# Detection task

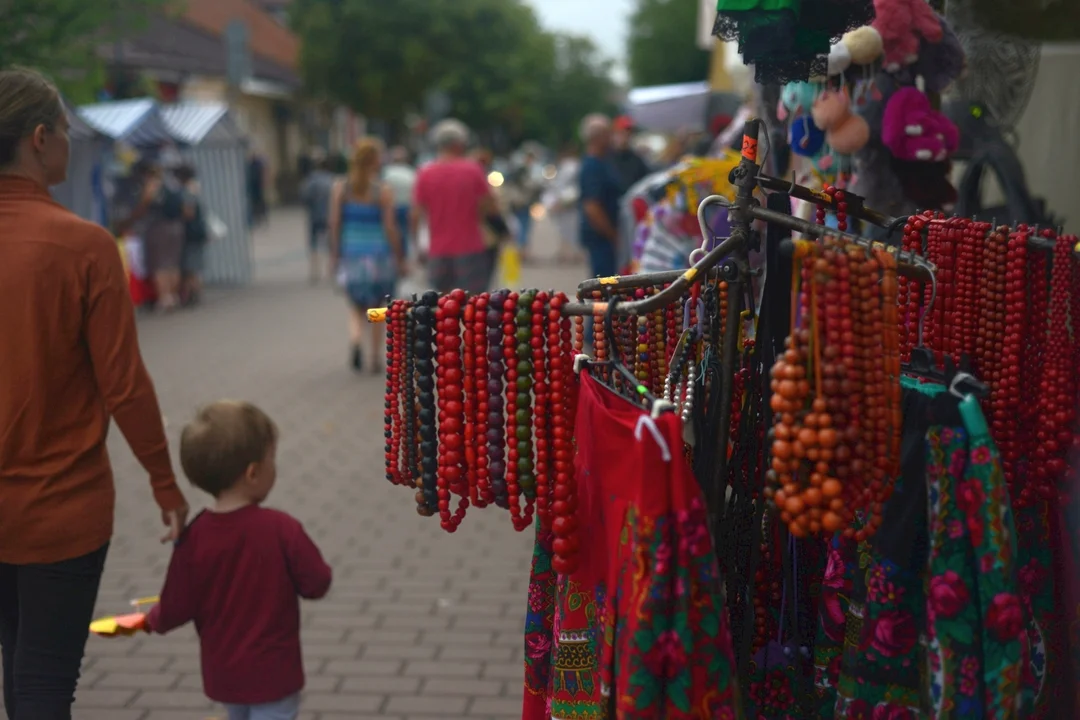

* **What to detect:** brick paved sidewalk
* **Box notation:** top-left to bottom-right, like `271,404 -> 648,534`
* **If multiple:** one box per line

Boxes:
6,211 -> 587,720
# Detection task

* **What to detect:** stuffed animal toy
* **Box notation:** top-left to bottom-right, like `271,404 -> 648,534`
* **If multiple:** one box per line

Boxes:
881,86 -> 959,162
905,14 -> 966,94
842,26 -> 885,66
790,115 -> 827,157
776,81 -> 818,121
871,0 -> 944,72
812,88 -> 871,155
828,41 -> 853,76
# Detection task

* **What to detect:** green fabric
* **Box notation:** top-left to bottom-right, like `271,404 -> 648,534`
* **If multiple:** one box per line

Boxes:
716,0 -> 796,12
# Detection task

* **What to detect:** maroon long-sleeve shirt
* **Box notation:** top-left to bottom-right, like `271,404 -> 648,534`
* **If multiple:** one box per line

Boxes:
146,505 -> 332,704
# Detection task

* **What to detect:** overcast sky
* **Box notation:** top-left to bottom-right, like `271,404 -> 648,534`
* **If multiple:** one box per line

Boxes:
528,0 -> 634,81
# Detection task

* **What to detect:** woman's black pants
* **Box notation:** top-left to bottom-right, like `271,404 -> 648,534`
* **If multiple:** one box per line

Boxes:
0,544 -> 108,720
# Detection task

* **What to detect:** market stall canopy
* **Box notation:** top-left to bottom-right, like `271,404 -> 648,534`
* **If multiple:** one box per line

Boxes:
77,98 -> 172,146
161,102 -> 245,146
627,82 -> 711,134
64,98 -> 100,142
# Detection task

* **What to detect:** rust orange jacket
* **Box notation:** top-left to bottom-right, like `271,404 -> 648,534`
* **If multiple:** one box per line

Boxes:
0,175 -> 186,564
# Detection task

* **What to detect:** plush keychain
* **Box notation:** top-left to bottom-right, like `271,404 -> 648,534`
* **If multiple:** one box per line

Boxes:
778,82 -> 827,157
812,88 -> 871,155
881,86 -> 959,162
872,0 -> 944,72
842,26 -> 884,66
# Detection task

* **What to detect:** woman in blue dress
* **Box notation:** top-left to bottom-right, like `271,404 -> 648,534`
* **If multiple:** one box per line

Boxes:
329,138 -> 405,372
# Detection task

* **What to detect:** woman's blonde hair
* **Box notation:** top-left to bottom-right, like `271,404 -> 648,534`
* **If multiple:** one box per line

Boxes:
349,137 -> 383,198
0,67 -> 63,168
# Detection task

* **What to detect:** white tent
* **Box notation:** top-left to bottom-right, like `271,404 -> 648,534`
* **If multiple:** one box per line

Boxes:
627,82 -> 712,134
161,102 -> 252,286
77,98 -> 172,146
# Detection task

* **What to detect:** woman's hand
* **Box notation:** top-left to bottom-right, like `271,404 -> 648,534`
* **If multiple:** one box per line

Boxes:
161,505 -> 189,544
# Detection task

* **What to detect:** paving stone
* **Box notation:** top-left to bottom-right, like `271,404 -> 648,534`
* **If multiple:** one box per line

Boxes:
481,662 -> 525,681
438,643 -> 516,662
322,659 -> 403,676
404,660 -> 482,678
87,656 -> 171,673
76,210 -> 574,720
421,630 -> 497,646
131,690 -> 214,709
470,696 -> 527,716
360,643 -> 437,660
386,694 -> 469,715
339,675 -> 422,694
299,692 -> 383,713
422,677 -> 505,696
73,711 -> 147,720
95,672 -> 179,689
73,687 -> 139,708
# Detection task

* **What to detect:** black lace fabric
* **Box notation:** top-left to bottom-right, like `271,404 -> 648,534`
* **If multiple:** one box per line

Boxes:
714,0 -> 875,83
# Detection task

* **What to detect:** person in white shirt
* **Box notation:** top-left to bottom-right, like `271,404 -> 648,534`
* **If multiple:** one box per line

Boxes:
382,146 -> 418,259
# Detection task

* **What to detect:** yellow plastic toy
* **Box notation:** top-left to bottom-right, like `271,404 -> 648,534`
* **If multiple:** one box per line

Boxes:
89,596 -> 158,638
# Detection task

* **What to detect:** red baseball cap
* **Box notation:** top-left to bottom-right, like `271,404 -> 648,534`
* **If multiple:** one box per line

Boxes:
613,115 -> 634,131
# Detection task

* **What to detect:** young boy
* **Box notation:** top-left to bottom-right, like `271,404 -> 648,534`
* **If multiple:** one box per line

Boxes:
146,401 -> 332,720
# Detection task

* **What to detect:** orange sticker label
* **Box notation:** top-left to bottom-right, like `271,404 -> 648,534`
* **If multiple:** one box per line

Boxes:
741,136 -> 758,162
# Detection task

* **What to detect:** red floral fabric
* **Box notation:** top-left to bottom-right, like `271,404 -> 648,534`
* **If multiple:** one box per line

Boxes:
522,372 -> 738,719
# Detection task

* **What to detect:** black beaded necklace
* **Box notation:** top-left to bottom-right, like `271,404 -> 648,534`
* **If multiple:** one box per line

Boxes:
414,291 -> 439,516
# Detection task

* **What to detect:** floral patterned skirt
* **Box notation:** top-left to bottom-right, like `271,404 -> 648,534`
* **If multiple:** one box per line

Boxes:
522,372 -> 738,719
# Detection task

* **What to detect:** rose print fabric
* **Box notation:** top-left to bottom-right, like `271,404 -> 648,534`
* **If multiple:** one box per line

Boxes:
924,422 -> 1025,719
522,371 -> 738,719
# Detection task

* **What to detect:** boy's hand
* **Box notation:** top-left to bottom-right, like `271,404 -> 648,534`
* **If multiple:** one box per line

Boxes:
161,506 -> 189,544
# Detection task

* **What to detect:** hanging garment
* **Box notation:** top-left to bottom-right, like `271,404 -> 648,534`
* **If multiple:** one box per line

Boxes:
522,372 -> 738,719
817,381 -> 1031,719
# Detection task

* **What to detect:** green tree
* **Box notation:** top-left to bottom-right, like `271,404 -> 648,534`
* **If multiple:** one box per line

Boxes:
0,0 -> 168,101
291,0 -> 616,147
531,34 -> 618,147
627,0 -> 710,87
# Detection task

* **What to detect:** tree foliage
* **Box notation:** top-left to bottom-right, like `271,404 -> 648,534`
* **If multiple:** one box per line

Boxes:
290,0 -> 617,148
0,0 -> 168,101
627,0 -> 711,88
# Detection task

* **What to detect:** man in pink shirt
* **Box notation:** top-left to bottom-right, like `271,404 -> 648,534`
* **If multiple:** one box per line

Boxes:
411,119 -> 496,293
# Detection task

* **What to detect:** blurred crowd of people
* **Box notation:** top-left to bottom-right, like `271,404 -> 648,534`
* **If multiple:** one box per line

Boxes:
297,114 -> 723,373
113,156 -> 212,312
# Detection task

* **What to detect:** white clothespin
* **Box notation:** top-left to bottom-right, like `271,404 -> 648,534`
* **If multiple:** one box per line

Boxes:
573,353 -> 591,375
650,398 -> 675,420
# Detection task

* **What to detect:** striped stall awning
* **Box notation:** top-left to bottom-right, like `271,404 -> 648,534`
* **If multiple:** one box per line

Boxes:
77,98 -> 172,147
161,103 -> 245,145
63,98 -> 100,142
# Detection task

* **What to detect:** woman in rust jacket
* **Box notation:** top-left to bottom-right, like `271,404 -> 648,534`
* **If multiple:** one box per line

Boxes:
0,68 -> 189,720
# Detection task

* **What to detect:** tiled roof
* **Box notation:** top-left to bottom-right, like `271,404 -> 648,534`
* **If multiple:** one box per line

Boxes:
105,13 -> 299,87
180,0 -> 298,71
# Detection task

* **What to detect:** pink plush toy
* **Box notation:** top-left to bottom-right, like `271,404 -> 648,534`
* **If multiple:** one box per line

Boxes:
871,0 -> 944,72
881,87 -> 959,162
811,89 -> 870,155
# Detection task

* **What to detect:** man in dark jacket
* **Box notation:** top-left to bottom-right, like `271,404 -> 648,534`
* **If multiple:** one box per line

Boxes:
609,115 -> 651,198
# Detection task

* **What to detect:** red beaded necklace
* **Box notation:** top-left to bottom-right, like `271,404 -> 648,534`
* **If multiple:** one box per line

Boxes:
385,299 -> 406,486
473,293 -> 493,507
549,292 -> 580,574
533,291 -> 552,531
436,291 -> 468,532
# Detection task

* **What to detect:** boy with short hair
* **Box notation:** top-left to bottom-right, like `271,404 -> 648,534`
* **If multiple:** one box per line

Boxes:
146,400 -> 332,720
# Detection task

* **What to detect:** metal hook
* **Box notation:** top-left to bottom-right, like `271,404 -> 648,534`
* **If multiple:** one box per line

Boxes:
692,194 -> 731,265
949,371 -> 977,399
